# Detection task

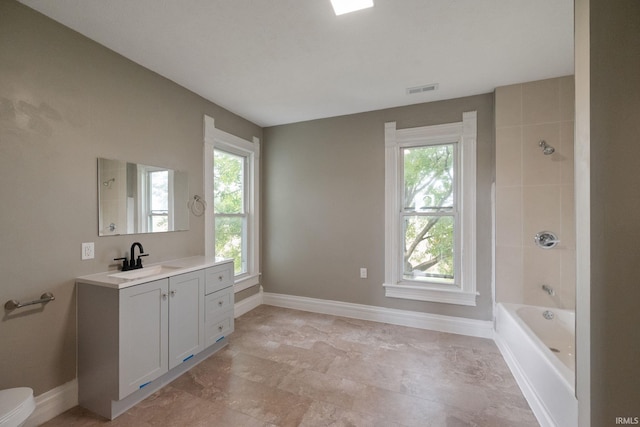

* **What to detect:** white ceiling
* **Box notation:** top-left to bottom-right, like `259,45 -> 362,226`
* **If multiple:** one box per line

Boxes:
19,0 -> 574,127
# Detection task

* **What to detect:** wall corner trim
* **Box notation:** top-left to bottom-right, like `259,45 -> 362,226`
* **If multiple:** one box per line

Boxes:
262,292 -> 493,339
26,379 -> 78,427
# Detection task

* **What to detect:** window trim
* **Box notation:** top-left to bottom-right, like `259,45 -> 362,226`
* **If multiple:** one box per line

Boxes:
137,165 -> 173,233
204,115 -> 260,293
383,111 -> 477,306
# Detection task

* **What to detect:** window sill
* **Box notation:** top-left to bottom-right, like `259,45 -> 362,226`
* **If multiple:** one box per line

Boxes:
234,274 -> 260,293
383,283 -> 478,306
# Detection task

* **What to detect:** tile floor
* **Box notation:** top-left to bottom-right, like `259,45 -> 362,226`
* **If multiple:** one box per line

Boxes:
43,305 -> 539,427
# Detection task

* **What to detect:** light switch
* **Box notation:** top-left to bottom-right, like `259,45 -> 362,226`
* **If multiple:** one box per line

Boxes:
360,268 -> 367,279
82,242 -> 95,260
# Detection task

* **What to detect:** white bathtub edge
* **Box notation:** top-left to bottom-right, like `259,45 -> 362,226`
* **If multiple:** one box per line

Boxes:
495,303 -> 578,427
494,331 -> 556,427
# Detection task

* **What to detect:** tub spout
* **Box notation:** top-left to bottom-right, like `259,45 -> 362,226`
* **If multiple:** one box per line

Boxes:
542,284 -> 555,296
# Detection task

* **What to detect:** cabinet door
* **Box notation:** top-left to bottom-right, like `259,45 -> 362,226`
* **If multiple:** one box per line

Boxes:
168,270 -> 205,370
119,279 -> 169,398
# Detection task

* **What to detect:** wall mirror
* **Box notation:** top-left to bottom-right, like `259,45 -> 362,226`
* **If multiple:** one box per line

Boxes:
98,158 -> 189,236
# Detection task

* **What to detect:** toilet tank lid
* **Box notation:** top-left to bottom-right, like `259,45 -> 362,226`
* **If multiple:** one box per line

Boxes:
0,387 -> 35,423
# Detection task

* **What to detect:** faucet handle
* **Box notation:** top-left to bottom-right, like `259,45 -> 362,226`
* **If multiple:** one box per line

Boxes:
136,253 -> 149,267
534,231 -> 560,249
113,257 -> 128,271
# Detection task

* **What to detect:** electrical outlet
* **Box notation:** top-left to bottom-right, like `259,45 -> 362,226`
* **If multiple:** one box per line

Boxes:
360,268 -> 367,279
82,242 -> 95,260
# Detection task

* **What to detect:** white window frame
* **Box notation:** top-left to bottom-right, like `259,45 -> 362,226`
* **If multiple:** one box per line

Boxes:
137,165 -> 174,233
383,111 -> 477,306
204,115 -> 260,293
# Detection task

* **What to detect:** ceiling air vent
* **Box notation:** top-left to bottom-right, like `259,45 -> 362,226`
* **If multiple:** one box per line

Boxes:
406,83 -> 439,95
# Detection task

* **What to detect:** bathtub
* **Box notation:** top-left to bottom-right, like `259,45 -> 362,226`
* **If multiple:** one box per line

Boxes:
495,303 -> 578,427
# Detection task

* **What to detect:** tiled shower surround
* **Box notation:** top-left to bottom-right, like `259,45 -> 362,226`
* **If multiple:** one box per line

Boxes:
495,76 -> 576,309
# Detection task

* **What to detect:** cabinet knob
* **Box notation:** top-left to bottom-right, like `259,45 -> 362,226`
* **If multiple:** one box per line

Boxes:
218,301 -> 223,306
170,290 -> 176,297
218,275 -> 223,281
162,293 -> 168,300
218,325 -> 223,331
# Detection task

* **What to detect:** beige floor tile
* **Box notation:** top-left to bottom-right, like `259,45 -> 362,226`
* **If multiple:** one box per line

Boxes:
43,305 -> 539,427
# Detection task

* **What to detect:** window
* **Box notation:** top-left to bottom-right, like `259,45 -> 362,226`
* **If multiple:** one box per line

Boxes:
204,116 -> 260,292
402,143 -> 456,284
147,169 -> 170,232
213,149 -> 247,275
138,165 -> 174,233
384,111 -> 477,306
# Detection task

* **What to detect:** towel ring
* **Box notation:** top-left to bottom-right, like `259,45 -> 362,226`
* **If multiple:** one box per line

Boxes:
188,195 -> 206,216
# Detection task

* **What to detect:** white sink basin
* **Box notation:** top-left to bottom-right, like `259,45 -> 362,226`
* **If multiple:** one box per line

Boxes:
108,265 -> 181,280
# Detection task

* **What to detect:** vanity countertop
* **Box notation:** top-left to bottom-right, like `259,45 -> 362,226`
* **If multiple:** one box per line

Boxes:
76,256 -> 232,289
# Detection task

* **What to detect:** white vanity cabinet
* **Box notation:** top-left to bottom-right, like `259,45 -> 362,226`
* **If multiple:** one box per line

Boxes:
204,263 -> 235,346
77,257 -> 233,420
118,278 -> 169,398
167,270 -> 205,370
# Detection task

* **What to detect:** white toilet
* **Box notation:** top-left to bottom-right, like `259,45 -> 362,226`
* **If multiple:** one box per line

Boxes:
0,388 -> 35,427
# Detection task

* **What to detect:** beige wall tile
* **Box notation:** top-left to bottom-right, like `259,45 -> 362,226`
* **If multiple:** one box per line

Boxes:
495,84 -> 522,128
560,121 -> 575,185
496,187 -> 522,247
523,247 -> 562,306
496,126 -> 522,187
523,185 -> 562,249
495,76 -> 575,311
522,123 -> 561,186
495,245 -> 523,304
522,78 -> 560,125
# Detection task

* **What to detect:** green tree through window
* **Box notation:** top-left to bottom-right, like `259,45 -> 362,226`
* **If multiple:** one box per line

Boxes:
402,143 -> 455,284
214,149 -> 247,275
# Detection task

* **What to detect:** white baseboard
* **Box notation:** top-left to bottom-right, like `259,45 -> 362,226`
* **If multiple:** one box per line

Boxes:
25,379 -> 78,427
263,292 -> 493,338
234,286 -> 263,318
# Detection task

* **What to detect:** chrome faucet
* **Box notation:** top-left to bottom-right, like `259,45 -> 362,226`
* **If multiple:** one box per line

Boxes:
542,284 -> 555,296
113,242 -> 149,271
534,231 -> 560,249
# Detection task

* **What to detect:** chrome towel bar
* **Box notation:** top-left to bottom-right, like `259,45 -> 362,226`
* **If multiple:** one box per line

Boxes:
4,292 -> 55,311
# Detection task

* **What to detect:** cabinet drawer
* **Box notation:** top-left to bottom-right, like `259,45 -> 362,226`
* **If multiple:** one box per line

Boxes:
205,311 -> 234,347
205,263 -> 233,294
205,287 -> 233,319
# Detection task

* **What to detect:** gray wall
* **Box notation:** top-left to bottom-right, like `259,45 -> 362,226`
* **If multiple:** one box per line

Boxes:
586,0 -> 640,423
263,94 -> 494,320
0,1 -> 261,395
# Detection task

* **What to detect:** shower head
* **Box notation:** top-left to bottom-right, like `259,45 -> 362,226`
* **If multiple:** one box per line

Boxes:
539,140 -> 555,155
